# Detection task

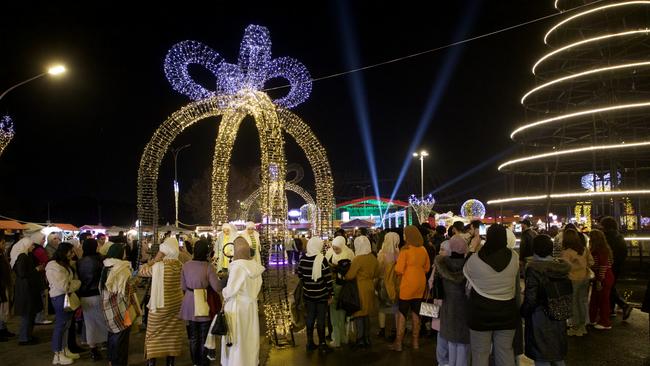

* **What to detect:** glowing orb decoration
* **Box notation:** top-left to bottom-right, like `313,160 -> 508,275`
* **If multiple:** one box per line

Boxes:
164,25 -> 311,109
409,194 -> 435,225
0,115 -> 14,157
460,199 -> 486,219
288,209 -> 301,218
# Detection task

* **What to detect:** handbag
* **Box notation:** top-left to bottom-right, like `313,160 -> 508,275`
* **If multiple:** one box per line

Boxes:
542,275 -> 573,321
63,292 -> 80,312
419,288 -> 440,318
210,310 -> 229,336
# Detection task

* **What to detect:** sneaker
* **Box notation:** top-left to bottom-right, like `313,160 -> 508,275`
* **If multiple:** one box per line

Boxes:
622,305 -> 633,320
593,324 -> 612,330
64,348 -> 80,360
319,343 -> 333,353
566,327 -> 578,336
328,341 -> 341,348
35,319 -> 54,325
52,352 -> 73,365
578,326 -> 588,336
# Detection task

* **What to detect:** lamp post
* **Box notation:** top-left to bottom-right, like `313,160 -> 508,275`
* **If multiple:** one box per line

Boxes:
412,150 -> 429,200
0,65 -> 67,102
171,144 -> 191,228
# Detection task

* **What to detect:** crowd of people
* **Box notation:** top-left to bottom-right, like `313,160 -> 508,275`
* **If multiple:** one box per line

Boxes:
0,215 -> 647,366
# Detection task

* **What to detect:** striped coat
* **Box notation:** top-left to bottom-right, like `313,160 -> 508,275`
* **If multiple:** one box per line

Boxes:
298,255 -> 333,302
143,259 -> 185,359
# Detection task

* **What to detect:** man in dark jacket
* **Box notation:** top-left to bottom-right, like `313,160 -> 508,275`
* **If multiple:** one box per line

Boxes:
600,216 -> 633,320
518,219 -> 537,275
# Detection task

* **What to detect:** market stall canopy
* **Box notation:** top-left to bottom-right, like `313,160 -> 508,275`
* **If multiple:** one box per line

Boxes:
0,220 -> 25,230
79,225 -> 107,232
157,224 -> 193,233
51,223 -> 79,232
340,218 -> 376,229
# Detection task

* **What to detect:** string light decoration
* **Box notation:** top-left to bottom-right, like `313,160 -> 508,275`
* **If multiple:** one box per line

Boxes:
138,24 -> 334,347
489,1 -> 650,218
0,115 -> 14,156
409,194 -> 435,225
460,199 -> 486,219
241,181 -> 316,221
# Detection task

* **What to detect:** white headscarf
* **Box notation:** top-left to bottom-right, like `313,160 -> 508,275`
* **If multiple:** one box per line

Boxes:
30,232 -> 45,246
245,222 -> 256,230
148,236 -> 179,313
378,232 -> 400,264
354,235 -> 372,256
221,223 -> 238,240
327,236 -> 355,265
506,229 -> 517,249
10,238 -> 33,268
306,237 -> 325,281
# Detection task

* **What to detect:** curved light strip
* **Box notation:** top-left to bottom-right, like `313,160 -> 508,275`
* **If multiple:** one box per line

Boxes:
521,61 -> 650,105
510,101 -> 650,140
624,237 -> 650,240
533,29 -> 650,74
554,0 -> 560,10
544,1 -> 650,44
487,189 -> 650,205
498,141 -> 650,171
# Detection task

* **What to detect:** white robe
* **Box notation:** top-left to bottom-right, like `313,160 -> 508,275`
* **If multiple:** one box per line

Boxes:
240,231 -> 263,266
213,232 -> 234,272
220,259 -> 265,366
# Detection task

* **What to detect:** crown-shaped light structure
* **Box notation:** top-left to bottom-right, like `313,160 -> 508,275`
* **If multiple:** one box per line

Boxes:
409,194 -> 435,225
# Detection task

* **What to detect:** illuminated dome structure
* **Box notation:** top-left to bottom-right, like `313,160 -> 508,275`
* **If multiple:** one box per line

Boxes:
489,0 -> 650,226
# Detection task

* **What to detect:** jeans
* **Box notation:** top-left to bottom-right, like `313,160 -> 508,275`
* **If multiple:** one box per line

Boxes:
437,333 -> 449,365
187,321 -> 211,366
35,289 -> 48,323
305,300 -> 327,344
469,329 -> 516,366
571,279 -> 590,329
51,294 -> 73,352
535,362 -> 566,366
108,327 -> 131,366
19,314 -> 35,342
448,341 -> 470,366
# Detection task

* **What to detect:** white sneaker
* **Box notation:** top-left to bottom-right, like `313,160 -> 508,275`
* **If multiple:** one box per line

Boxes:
53,352 -> 74,365
64,348 -> 80,360
593,324 -> 612,330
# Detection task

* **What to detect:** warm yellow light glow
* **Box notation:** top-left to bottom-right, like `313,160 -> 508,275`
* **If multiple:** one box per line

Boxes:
47,65 -> 66,76
543,1 -> 650,44
624,237 -> 650,241
487,189 -> 650,204
487,195 -> 548,205
412,153 -> 418,157
498,141 -> 650,171
533,29 -> 650,74
510,101 -> 650,140
521,61 -> 650,105
421,151 -> 429,157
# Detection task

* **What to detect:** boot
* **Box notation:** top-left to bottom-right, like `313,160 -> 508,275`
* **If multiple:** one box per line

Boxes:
306,328 -> 317,351
52,351 -> 74,365
353,318 -> 365,349
411,313 -> 421,350
146,359 -> 156,366
166,356 -> 175,366
90,347 -> 103,361
388,313 -> 405,351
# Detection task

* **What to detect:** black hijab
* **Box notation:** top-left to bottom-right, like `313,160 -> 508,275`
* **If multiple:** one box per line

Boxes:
193,239 -> 210,262
478,224 -> 512,272
82,239 -> 99,257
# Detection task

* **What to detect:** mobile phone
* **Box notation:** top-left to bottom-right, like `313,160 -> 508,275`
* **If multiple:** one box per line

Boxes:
479,224 -> 486,236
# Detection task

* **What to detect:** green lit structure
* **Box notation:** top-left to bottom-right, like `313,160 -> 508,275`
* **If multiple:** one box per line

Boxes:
335,196 -> 412,227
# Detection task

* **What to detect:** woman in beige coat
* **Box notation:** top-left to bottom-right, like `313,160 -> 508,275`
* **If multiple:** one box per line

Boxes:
345,235 -> 379,348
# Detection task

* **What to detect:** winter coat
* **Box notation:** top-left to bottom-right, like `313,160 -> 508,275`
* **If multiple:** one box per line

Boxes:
77,254 -> 103,297
435,255 -> 469,344
345,253 -> 379,317
46,261 -> 81,298
521,259 -> 571,362
13,253 -> 43,316
604,230 -> 627,275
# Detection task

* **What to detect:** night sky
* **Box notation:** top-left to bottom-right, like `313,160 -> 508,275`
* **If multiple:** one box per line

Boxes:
0,1 -> 554,226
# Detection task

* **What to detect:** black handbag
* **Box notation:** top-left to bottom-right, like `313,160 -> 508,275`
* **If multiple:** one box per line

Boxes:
337,280 -> 361,316
210,310 -> 228,336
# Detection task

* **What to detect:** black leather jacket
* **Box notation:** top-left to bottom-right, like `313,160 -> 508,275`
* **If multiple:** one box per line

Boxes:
76,255 -> 103,297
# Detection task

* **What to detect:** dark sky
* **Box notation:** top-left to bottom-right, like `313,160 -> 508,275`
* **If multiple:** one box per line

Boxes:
0,1 -> 555,225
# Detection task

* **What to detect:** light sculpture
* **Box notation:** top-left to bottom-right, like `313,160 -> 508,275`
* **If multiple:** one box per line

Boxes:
409,194 -> 435,225
460,199 -> 486,219
0,115 -> 14,156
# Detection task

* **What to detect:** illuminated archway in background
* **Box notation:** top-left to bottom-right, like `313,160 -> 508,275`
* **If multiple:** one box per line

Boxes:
241,182 -> 318,228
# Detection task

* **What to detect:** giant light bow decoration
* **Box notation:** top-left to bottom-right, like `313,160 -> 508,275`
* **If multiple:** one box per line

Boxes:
138,24 -> 334,235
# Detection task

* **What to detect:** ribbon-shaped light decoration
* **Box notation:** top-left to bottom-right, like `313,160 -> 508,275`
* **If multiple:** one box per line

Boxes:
164,24 -> 312,109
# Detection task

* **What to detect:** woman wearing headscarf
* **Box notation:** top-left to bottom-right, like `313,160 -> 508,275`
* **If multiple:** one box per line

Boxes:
213,223 -> 238,274
298,237 -> 334,352
46,242 -> 81,365
345,235 -> 379,349
100,244 -> 141,366
220,237 -> 265,366
28,232 -> 52,326
240,222 -> 262,266
463,224 -> 519,366
77,239 -> 108,360
390,226 -> 429,351
435,236 -> 470,366
180,239 -> 222,366
11,237 -> 44,345
325,236 -> 354,348
139,237 -> 185,366
376,232 -> 399,339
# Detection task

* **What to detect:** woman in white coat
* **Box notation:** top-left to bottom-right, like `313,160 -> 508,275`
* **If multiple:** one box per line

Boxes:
240,222 -> 262,266
221,237 -> 265,366
213,223 -> 239,273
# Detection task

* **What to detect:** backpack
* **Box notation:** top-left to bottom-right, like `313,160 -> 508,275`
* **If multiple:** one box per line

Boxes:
542,275 -> 573,321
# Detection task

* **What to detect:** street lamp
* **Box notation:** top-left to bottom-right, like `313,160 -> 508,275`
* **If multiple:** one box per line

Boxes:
171,144 -> 191,227
0,64 -> 67,102
412,150 -> 429,200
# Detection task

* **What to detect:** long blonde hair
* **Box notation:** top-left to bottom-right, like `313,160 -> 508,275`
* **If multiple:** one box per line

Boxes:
589,229 -> 613,260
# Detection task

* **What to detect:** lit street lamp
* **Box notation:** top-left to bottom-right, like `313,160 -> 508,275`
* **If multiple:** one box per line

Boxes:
0,64 -> 67,102
412,150 -> 429,200
172,144 -> 191,228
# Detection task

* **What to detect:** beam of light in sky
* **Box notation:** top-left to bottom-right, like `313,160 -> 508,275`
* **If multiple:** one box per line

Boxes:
387,0 -> 482,205
335,0 -> 382,207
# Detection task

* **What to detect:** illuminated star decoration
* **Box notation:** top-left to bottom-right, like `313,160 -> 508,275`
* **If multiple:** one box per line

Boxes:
460,199 -> 486,219
164,24 -> 312,109
409,194 -> 435,225
0,115 -> 15,156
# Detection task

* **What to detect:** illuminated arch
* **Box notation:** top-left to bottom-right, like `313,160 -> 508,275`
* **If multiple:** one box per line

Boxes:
240,181 -> 317,221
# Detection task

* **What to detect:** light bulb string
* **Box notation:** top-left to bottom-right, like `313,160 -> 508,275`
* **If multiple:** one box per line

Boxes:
262,0 -> 605,93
